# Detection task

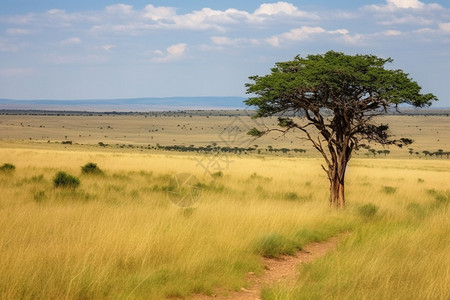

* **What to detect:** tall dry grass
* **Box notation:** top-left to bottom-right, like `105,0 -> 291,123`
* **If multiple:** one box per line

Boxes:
0,146 -> 449,299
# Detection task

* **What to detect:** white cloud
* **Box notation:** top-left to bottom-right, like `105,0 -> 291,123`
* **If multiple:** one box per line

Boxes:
254,2 -> 298,16
211,36 -> 258,47
105,4 -> 134,16
102,45 -> 116,51
266,26 -> 326,46
6,28 -> 32,35
60,37 -> 82,45
366,0 -> 443,12
143,5 -> 176,21
89,2 -> 319,35
388,0 -> 424,9
382,29 -> 403,36
152,43 -> 187,63
379,15 -> 433,26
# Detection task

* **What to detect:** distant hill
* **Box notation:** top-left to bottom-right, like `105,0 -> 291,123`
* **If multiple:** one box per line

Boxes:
0,97 -> 247,112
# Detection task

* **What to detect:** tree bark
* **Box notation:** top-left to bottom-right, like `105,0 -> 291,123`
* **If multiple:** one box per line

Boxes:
329,177 -> 345,208
328,151 -> 348,209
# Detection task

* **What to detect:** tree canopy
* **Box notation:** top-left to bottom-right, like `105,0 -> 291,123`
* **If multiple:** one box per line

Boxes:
245,51 -> 437,208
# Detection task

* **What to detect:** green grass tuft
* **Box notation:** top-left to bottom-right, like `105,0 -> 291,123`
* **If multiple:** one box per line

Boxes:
53,171 -> 80,188
81,162 -> 104,175
358,203 -> 378,218
254,233 -> 298,258
0,163 -> 16,172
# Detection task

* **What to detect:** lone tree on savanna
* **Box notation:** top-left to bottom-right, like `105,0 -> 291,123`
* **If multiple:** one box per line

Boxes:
245,51 -> 437,208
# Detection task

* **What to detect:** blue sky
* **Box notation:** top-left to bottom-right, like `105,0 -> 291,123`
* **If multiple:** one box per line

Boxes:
1,0 -> 449,107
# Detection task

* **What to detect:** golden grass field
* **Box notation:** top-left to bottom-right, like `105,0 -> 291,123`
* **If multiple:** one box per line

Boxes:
0,112 -> 449,299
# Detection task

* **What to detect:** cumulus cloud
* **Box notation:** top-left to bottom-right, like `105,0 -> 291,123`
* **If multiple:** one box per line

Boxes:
366,0 -> 443,12
255,2 -> 298,16
105,4 -> 134,16
60,37 -> 82,45
143,4 -> 177,21
152,43 -> 187,63
266,26 -> 327,47
89,2 -> 319,34
211,36 -> 259,47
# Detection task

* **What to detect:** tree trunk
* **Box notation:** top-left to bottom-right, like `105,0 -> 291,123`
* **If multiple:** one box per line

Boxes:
328,152 -> 348,209
329,177 -> 345,208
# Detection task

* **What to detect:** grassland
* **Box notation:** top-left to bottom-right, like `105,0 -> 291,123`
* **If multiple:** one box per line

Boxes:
1,110 -> 449,157
0,111 -> 449,299
0,142 -> 449,299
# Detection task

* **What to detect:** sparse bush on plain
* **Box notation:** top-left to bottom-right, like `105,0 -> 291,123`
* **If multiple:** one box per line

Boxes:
53,171 -> 80,188
0,163 -> 16,172
81,162 -> 103,175
358,203 -> 378,218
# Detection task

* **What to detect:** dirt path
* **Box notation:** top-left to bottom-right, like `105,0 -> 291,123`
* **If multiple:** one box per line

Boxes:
193,234 -> 347,300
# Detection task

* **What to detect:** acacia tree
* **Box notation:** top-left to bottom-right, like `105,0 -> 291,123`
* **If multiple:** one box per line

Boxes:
245,51 -> 437,208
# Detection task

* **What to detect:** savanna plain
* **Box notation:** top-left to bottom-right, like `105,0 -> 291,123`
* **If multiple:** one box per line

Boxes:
0,111 -> 450,299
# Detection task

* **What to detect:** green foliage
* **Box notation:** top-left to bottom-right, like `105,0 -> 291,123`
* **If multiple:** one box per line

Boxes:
81,162 -> 103,175
246,51 -> 437,117
358,203 -> 378,218
0,163 -> 16,172
53,171 -> 80,188
247,127 -> 263,137
245,51 -> 437,208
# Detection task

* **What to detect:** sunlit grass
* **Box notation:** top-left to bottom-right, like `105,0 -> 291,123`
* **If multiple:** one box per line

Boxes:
0,146 -> 449,299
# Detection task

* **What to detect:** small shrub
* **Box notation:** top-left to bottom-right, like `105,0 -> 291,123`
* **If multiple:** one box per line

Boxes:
53,171 -> 80,188
81,162 -> 103,175
417,178 -> 425,183
382,186 -> 397,194
254,233 -> 298,258
0,163 -> 16,172
358,203 -> 378,218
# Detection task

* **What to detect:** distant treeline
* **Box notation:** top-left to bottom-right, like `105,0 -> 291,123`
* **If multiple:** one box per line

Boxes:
96,141 -> 306,155
155,144 -> 306,154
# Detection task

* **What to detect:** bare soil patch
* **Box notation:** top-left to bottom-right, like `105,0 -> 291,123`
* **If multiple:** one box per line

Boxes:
193,234 -> 347,300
